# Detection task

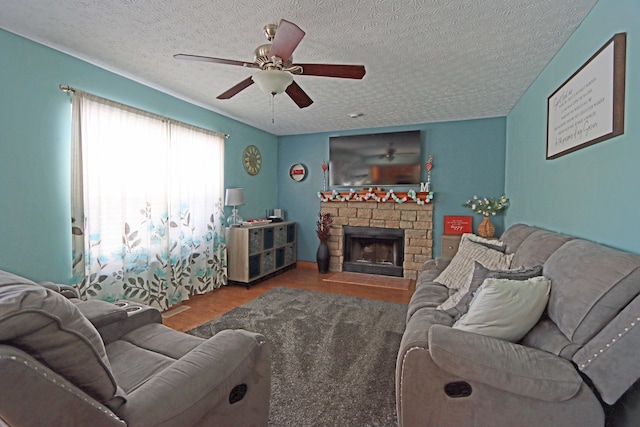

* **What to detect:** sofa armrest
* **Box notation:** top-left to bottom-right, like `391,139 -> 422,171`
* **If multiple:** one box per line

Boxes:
574,293 -> 640,404
434,256 -> 452,271
72,300 -> 162,344
116,329 -> 270,427
0,345 -> 125,427
75,300 -> 128,328
98,302 -> 162,344
428,324 -> 583,402
419,257 -> 452,274
38,281 -> 80,299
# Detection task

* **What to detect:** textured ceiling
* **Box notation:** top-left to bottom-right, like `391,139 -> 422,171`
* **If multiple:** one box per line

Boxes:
0,0 -> 597,136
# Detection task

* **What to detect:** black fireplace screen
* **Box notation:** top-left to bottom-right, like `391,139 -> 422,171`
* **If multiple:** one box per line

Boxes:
351,240 -> 395,265
343,226 -> 404,277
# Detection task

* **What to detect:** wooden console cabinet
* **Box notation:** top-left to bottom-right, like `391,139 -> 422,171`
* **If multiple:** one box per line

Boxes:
227,221 -> 296,285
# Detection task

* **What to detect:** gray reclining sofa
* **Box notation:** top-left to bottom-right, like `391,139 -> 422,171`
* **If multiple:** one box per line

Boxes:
397,224 -> 640,427
0,269 -> 271,426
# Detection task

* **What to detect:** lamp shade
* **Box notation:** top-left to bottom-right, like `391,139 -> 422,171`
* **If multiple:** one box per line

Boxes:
225,188 -> 245,206
252,70 -> 293,95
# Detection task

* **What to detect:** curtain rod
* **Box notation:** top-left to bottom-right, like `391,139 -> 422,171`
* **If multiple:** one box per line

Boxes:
59,83 -> 75,94
58,83 -> 230,139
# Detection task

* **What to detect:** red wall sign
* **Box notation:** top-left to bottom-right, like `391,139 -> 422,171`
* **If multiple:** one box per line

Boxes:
444,216 -> 473,234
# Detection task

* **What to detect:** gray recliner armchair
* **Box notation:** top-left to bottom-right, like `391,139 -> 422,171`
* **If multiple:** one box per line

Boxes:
0,269 -> 271,426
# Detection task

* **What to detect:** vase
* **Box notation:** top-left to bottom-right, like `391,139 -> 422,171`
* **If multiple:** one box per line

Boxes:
316,240 -> 330,274
477,216 -> 496,238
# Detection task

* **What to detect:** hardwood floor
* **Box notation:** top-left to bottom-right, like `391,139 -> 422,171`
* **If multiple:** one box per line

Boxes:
162,263 -> 415,332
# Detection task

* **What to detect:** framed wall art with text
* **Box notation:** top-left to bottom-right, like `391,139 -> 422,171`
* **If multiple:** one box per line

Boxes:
547,33 -> 626,160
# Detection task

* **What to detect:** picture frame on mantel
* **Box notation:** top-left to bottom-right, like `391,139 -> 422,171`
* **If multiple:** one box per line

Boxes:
546,33 -> 626,160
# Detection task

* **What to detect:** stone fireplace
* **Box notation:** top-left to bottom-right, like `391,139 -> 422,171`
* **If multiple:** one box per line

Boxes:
320,193 -> 433,280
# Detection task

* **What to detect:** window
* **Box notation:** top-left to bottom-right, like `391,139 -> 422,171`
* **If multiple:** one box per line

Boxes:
70,91 -> 227,309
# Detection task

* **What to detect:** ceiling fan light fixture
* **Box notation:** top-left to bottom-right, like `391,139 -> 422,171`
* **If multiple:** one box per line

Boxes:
252,70 -> 293,95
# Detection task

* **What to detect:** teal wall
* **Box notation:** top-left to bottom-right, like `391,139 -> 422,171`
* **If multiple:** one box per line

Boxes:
505,0 -> 640,254
278,117 -> 507,262
0,29 -> 278,282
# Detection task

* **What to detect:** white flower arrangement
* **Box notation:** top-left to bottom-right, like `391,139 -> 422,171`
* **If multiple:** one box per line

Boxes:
463,194 -> 509,216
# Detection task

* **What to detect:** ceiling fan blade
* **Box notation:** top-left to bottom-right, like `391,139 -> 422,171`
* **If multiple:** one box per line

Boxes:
174,53 -> 258,68
217,77 -> 254,100
269,20 -> 305,62
285,81 -> 313,108
295,63 -> 366,79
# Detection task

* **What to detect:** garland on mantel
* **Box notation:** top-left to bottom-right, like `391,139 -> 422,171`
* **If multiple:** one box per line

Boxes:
318,188 -> 434,205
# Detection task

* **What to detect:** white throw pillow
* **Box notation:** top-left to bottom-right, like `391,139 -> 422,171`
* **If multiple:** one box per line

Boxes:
435,238 -> 513,293
453,276 -> 551,342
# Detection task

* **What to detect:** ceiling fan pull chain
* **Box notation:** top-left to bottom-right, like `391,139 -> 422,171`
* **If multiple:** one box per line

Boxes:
271,94 -> 275,123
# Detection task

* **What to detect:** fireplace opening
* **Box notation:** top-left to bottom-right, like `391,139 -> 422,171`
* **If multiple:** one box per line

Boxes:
343,226 -> 404,277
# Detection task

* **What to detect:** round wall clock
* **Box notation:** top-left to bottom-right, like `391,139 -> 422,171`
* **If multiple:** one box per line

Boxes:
242,145 -> 261,175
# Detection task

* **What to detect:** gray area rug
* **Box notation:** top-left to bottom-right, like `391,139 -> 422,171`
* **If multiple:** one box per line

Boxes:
187,287 -> 407,426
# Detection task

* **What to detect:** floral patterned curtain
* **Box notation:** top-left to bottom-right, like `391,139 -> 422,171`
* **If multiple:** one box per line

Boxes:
70,91 -> 227,310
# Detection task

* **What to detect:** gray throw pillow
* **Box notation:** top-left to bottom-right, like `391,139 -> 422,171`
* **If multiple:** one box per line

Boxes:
444,261 -> 544,320
462,233 -> 507,253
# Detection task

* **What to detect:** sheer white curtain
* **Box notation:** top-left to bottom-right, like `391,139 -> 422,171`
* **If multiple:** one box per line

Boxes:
70,91 -> 227,309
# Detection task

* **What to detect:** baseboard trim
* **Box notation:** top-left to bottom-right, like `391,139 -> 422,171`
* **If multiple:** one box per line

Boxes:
162,305 -> 191,318
297,261 -> 316,269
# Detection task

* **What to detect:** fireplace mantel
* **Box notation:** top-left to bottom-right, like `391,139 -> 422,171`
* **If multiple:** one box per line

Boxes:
319,189 -> 433,204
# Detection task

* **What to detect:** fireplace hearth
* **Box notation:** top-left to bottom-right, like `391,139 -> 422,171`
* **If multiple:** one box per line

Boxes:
343,226 -> 404,277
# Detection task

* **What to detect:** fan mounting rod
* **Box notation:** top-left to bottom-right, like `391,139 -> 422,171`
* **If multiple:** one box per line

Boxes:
254,29 -> 302,74
263,23 -> 278,41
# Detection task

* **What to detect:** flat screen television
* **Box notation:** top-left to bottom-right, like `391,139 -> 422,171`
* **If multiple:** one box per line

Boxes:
329,130 -> 422,187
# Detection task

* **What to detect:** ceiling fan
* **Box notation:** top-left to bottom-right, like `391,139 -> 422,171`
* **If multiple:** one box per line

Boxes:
173,19 -> 366,109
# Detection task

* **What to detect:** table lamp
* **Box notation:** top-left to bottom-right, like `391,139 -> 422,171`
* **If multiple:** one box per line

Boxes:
225,188 -> 245,226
